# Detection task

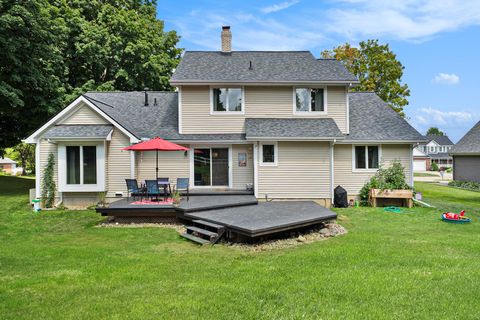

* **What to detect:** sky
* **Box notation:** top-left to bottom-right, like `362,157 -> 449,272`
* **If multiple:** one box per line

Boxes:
156,0 -> 480,142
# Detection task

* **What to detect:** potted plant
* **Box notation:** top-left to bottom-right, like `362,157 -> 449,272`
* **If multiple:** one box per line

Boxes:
172,189 -> 181,207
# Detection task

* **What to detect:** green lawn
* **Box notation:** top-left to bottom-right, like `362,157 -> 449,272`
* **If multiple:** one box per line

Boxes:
1,177 -> 480,319
414,172 -> 439,177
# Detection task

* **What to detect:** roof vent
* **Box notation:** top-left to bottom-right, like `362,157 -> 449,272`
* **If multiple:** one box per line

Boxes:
249,60 -> 253,70
144,87 -> 149,106
154,98 -> 158,106
221,26 -> 232,53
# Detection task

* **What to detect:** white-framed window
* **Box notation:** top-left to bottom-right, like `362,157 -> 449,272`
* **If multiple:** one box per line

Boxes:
259,142 -> 278,166
58,143 -> 105,192
293,87 -> 327,114
353,145 -> 381,171
210,87 -> 244,114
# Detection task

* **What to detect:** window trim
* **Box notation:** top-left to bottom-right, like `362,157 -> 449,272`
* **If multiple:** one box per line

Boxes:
352,145 -> 382,172
58,142 -> 105,192
210,86 -> 245,115
292,86 -> 328,115
259,142 -> 278,166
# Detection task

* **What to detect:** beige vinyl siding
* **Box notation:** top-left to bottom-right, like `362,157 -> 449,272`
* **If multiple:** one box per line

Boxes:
39,139 -> 58,193
334,144 -> 412,196
106,129 -> 131,197
232,144 -> 254,190
181,86 -> 348,134
135,146 -> 190,188
60,103 -> 108,125
327,86 -> 347,133
257,141 -> 331,198
245,86 -> 293,117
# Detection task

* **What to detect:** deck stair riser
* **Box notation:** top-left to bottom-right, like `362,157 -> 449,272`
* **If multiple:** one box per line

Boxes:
180,219 -> 226,245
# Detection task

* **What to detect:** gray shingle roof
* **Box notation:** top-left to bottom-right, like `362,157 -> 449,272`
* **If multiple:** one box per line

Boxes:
346,92 -> 426,142
171,51 -> 358,83
450,121 -> 480,154
429,152 -> 452,159
81,91 -> 424,143
84,92 -> 245,141
245,118 -> 344,139
43,125 -> 113,139
425,134 -> 454,145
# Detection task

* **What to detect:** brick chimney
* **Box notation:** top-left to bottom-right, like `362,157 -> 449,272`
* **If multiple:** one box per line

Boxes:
221,26 -> 232,53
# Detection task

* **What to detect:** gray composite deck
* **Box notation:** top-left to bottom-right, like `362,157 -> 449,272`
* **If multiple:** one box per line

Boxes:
96,195 -> 257,216
184,201 -> 337,237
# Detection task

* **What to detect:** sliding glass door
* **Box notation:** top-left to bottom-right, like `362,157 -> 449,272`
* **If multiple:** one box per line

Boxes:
193,147 -> 229,187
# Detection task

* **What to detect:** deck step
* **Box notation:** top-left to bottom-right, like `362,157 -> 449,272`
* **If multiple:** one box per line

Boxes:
193,219 -> 225,230
187,226 -> 218,238
180,233 -> 211,245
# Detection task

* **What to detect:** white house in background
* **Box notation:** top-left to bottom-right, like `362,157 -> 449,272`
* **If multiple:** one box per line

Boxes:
0,157 -> 17,175
413,134 -> 454,171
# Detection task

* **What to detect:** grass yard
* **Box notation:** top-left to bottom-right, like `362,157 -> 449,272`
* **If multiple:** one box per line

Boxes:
414,172 -> 439,177
1,177 -> 480,319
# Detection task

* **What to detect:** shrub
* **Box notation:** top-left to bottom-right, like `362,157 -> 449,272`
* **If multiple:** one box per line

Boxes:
41,153 -> 56,208
430,162 -> 439,171
359,160 -> 411,205
448,180 -> 480,191
446,167 -> 452,173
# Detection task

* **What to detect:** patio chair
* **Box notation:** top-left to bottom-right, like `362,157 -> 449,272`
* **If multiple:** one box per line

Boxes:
125,179 -> 142,201
145,180 -> 163,201
157,177 -> 171,197
176,178 -> 190,201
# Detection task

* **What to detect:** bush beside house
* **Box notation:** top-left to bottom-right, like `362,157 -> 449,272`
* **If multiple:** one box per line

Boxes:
359,160 -> 411,205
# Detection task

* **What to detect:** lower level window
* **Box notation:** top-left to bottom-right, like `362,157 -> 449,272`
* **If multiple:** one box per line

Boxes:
355,146 -> 379,169
66,146 -> 97,184
260,143 -> 277,165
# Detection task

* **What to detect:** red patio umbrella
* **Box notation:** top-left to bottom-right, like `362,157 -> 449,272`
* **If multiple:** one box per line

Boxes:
123,137 -> 189,180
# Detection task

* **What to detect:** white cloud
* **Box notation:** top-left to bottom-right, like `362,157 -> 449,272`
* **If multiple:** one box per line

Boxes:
433,73 -> 460,85
417,107 -> 472,125
261,1 -> 300,14
325,0 -> 480,41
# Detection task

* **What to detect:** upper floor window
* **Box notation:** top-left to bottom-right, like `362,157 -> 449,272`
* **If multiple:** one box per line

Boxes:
354,145 -> 380,170
295,88 -> 326,113
212,88 -> 243,113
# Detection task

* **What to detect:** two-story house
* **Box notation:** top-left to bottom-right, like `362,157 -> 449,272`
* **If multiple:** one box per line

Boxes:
413,134 -> 454,171
25,26 -> 425,208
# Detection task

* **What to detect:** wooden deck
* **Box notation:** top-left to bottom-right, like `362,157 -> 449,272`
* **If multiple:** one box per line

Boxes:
184,201 -> 337,237
96,196 -> 337,240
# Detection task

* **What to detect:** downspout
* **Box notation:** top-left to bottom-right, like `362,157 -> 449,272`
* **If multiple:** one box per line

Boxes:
55,193 -> 63,208
330,139 -> 336,207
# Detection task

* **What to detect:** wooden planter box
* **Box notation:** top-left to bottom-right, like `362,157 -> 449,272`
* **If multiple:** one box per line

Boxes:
369,189 -> 413,208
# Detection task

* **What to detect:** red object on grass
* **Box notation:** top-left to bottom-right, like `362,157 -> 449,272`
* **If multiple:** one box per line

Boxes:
444,210 -> 466,220
123,137 -> 189,180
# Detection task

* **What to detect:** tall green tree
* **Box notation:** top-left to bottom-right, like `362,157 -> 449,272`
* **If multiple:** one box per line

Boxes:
322,40 -> 410,116
53,0 -> 182,103
426,127 -> 444,136
0,0 -> 65,148
0,0 -> 182,148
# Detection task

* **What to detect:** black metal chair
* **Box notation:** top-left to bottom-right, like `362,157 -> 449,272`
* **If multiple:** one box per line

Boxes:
125,179 -> 142,201
145,180 -> 162,201
157,177 -> 171,198
176,178 -> 190,201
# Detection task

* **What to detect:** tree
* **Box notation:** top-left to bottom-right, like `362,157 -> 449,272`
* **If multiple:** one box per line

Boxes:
322,40 -> 410,116
0,0 -> 182,148
426,127 -> 444,136
5,143 -> 35,175
0,0 -> 65,148
53,0 -> 182,103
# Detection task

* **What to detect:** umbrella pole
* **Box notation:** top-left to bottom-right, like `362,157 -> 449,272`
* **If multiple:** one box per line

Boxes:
156,150 -> 159,181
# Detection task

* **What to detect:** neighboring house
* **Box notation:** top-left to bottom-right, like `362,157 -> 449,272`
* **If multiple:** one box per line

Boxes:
413,134 -> 454,171
25,26 -> 425,208
0,157 -> 17,175
450,121 -> 480,183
